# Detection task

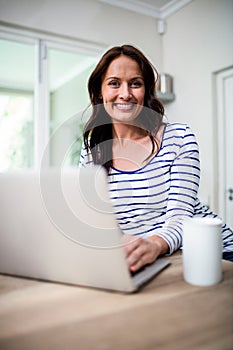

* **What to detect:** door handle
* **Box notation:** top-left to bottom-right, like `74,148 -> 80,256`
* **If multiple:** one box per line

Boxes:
228,188 -> 233,201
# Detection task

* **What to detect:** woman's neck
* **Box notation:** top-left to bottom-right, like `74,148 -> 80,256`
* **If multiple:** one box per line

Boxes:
111,123 -> 165,171
112,122 -> 147,143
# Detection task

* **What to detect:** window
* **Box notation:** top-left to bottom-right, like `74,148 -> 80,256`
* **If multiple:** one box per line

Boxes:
0,27 -> 104,171
0,38 -> 35,171
0,91 -> 34,171
48,46 -> 97,167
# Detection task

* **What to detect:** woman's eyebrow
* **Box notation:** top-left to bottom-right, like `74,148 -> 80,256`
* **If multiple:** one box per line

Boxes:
131,76 -> 144,80
105,76 -> 119,81
105,76 -> 143,81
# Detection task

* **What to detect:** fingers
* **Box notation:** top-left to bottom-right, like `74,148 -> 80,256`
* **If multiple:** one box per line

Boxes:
122,235 -> 142,257
122,236 -> 158,272
128,250 -> 149,272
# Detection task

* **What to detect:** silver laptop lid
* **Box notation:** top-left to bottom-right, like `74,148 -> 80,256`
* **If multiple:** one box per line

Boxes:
0,167 -> 137,292
0,166 -> 170,292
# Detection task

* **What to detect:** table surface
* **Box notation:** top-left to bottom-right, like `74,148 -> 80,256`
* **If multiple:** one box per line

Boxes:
0,251 -> 232,350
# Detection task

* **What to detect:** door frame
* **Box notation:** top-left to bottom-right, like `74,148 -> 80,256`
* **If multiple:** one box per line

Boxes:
214,66 -> 233,220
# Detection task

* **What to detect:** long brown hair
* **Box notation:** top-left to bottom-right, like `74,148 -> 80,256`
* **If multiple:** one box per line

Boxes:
83,44 -> 165,172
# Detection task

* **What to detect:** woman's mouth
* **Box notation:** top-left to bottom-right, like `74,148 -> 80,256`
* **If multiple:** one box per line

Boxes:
113,103 -> 135,111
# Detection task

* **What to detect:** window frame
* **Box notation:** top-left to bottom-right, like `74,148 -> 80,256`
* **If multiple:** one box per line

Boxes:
0,24 -> 106,169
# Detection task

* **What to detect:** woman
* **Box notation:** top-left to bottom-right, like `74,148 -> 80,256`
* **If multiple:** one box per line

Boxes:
80,44 -> 233,271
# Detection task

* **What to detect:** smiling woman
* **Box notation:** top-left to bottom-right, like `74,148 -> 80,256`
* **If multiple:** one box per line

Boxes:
83,44 -> 164,172
80,44 -> 233,272
101,55 -> 145,123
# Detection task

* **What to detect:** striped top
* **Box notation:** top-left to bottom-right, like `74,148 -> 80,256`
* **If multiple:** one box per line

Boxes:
80,122 -> 233,255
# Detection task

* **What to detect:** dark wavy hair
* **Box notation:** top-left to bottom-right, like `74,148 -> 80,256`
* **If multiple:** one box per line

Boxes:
83,44 -> 165,172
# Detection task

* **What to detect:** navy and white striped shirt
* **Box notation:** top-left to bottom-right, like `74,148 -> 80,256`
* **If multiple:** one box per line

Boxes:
80,122 -> 233,255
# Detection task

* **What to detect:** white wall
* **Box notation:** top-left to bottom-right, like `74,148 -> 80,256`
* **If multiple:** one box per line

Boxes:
163,0 -> 233,209
0,0 -> 162,69
1,0 -> 232,209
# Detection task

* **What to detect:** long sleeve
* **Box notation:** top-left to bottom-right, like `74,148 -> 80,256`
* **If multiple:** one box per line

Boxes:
153,124 -> 200,254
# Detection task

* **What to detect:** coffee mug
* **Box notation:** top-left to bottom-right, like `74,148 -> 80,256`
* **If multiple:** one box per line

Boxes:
182,217 -> 223,286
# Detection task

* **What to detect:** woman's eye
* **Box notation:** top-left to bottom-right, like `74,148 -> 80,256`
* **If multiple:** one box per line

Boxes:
131,81 -> 143,87
108,80 -> 120,87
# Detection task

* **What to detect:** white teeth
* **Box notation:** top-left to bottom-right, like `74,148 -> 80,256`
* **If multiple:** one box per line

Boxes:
114,103 -> 134,110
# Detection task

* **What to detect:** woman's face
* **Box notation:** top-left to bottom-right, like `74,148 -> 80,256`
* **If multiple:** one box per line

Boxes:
101,55 -> 145,124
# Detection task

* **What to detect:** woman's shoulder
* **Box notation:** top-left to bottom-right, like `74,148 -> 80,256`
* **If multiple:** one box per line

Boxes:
165,122 -> 191,132
161,122 -> 198,150
164,122 -> 196,138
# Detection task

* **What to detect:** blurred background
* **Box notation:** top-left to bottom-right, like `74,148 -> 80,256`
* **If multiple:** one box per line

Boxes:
0,0 -> 232,226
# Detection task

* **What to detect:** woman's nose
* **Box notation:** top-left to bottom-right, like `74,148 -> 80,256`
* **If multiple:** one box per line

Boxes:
119,83 -> 132,100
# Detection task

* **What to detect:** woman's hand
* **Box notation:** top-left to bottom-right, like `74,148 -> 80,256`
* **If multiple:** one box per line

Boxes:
122,235 -> 169,272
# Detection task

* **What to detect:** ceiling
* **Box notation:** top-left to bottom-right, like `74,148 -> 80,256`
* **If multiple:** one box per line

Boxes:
0,0 -> 193,93
98,0 -> 193,19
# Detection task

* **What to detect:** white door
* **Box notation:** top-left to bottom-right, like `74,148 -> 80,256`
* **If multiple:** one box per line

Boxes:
216,67 -> 233,228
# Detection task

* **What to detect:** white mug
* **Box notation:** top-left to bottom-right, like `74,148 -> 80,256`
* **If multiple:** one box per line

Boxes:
182,217 -> 223,286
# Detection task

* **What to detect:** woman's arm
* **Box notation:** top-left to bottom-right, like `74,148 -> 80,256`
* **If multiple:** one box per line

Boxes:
124,125 -> 200,271
155,125 -> 200,254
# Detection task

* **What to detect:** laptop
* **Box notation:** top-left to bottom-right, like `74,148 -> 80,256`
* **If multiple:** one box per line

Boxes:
0,166 -> 170,293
